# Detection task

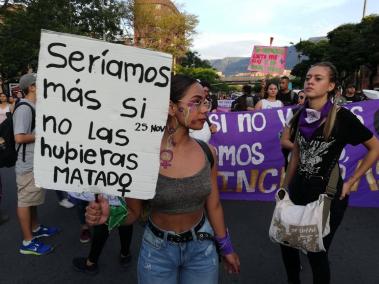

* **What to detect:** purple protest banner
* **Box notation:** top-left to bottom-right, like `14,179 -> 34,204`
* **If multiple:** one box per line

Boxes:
209,100 -> 379,207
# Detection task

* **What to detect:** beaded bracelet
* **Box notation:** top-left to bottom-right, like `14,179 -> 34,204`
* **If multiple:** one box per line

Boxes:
215,229 -> 234,255
106,197 -> 128,231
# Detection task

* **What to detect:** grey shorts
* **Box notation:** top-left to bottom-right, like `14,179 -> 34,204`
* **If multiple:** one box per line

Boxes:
17,171 -> 45,207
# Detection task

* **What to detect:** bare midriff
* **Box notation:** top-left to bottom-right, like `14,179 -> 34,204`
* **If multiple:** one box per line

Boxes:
150,208 -> 204,234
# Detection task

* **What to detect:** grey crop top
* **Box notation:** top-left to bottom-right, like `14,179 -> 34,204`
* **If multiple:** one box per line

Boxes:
150,158 -> 212,214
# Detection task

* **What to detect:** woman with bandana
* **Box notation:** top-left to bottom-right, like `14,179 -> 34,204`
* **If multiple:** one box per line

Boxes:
85,74 -> 240,283
280,62 -> 379,284
280,90 -> 306,169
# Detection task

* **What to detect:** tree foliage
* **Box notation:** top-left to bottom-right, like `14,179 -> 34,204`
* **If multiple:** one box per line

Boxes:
359,15 -> 379,85
176,65 -> 219,84
175,65 -> 236,93
290,40 -> 329,81
179,51 -> 212,69
291,14 -> 379,88
0,0 -> 198,79
133,2 -> 197,59
0,0 -> 129,79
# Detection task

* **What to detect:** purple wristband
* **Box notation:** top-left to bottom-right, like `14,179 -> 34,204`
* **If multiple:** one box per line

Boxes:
215,230 -> 234,255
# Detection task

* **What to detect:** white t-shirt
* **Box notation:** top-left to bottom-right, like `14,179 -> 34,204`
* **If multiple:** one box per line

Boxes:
189,124 -> 211,143
261,99 -> 283,109
0,104 -> 10,124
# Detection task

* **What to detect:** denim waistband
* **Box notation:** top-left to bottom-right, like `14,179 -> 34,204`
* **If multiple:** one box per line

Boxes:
147,215 -> 213,243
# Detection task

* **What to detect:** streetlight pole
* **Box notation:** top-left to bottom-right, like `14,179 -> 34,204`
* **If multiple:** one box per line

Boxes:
362,0 -> 367,19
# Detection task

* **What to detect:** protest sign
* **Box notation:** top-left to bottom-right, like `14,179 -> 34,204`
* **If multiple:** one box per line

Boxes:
209,100 -> 379,207
34,30 -> 172,199
248,45 -> 287,74
9,83 -> 21,98
217,99 -> 233,112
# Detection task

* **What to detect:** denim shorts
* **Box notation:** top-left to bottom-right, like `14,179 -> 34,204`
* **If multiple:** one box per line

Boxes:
137,216 -> 219,284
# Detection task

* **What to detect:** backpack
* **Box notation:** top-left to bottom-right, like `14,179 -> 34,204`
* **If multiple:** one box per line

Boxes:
231,95 -> 248,112
0,101 -> 36,167
0,111 -> 17,167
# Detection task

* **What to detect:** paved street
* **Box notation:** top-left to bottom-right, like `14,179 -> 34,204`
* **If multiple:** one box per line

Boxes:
0,166 -> 379,284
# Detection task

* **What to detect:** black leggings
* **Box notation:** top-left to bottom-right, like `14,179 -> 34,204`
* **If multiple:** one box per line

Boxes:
88,224 -> 133,264
280,175 -> 348,284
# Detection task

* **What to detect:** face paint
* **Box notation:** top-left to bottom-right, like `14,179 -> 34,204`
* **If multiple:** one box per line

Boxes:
183,107 -> 191,127
160,149 -> 173,169
160,117 -> 179,168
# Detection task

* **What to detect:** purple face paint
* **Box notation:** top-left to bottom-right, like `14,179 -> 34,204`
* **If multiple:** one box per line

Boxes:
160,149 -> 173,169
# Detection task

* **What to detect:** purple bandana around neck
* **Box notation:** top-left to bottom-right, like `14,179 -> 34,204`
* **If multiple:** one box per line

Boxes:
298,100 -> 333,140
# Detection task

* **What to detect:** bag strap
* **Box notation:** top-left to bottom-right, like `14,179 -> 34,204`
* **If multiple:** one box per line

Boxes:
14,101 -> 36,131
13,101 -> 36,162
325,163 -> 339,197
195,139 -> 214,168
321,163 -> 340,231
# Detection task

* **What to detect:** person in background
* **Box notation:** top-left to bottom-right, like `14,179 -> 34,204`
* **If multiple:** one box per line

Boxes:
231,85 -> 257,111
201,81 -> 218,113
190,80 -> 217,143
342,83 -> 366,103
13,74 -> 59,255
72,195 -> 133,274
67,193 -> 91,243
297,90 -> 306,106
189,117 -> 217,143
255,82 -> 283,110
280,62 -> 379,284
277,76 -> 298,106
0,92 -> 11,224
8,95 -> 16,111
0,92 -> 10,119
55,190 -> 75,208
86,74 -> 240,283
333,87 -> 347,105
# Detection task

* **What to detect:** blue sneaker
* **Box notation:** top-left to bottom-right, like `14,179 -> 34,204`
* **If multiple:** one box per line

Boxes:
19,239 -> 53,255
32,225 -> 60,239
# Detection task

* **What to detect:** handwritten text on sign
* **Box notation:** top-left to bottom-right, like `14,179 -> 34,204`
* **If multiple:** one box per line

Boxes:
34,31 -> 172,199
248,45 -> 287,74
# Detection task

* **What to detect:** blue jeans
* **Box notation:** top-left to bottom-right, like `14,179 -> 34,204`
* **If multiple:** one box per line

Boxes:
138,217 -> 219,284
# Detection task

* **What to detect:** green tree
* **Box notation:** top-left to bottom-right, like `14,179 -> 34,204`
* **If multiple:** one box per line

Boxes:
133,2 -> 197,60
176,65 -> 219,84
291,14 -> 379,88
290,40 -> 329,81
359,15 -> 379,88
327,23 -> 364,82
176,65 -> 237,93
180,51 -> 212,68
0,0 -> 128,79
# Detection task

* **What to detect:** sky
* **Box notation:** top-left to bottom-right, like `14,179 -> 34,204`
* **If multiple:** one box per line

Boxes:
177,0 -> 379,60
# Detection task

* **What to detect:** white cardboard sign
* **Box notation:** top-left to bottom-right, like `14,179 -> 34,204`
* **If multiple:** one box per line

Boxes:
34,30 -> 172,199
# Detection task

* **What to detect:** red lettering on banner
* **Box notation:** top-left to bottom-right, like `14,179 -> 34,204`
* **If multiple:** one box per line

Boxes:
269,54 -> 277,60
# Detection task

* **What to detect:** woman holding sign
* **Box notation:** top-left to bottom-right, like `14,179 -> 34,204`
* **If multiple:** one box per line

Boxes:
279,62 -> 379,284
85,74 -> 240,283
